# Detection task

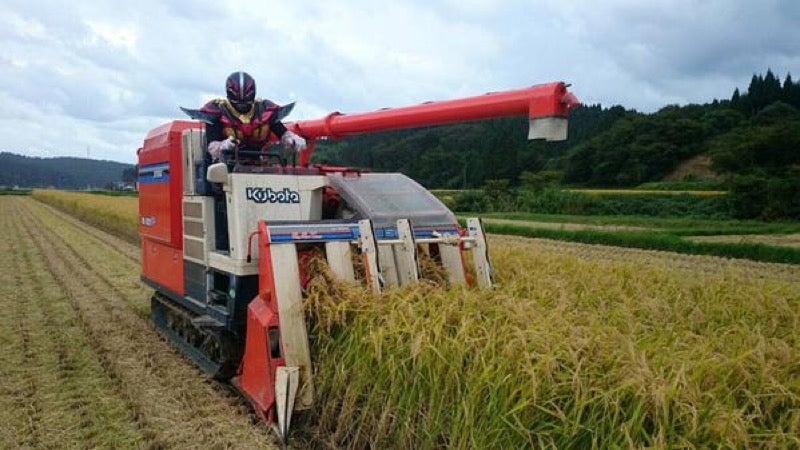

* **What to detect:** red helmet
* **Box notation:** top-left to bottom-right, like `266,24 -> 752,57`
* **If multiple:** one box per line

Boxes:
226,71 -> 256,113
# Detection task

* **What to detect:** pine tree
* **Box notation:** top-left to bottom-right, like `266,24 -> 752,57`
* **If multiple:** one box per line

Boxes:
784,73 -> 800,108
764,69 -> 782,105
744,74 -> 762,115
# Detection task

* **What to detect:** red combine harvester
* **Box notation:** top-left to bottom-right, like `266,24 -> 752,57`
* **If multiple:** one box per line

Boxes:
137,82 -> 578,440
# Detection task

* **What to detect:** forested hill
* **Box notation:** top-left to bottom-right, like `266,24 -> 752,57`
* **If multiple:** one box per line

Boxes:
0,153 -> 134,189
313,70 -> 800,189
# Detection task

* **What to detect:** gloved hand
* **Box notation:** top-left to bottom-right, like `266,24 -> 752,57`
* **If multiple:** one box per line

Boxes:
207,137 -> 237,161
280,130 -> 307,153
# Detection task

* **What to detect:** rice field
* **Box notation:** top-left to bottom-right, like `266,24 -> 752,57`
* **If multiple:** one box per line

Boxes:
9,192 -> 800,449
306,242 -> 800,448
32,190 -> 139,243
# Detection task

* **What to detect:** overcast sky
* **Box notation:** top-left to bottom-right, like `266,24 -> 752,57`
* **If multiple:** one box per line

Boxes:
2,0 -> 799,163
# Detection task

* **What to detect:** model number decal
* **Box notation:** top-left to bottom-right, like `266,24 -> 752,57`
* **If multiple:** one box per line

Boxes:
246,187 -> 301,204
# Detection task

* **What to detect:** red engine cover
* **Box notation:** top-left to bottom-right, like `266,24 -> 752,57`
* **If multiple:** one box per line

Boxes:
138,120 -> 202,295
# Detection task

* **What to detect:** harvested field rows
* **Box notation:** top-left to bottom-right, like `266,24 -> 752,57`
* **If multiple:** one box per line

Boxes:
0,197 -> 276,449
0,204 -> 143,448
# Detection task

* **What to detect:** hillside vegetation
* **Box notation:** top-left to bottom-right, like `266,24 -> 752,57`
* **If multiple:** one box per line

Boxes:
315,70 -> 799,188
0,153 -> 134,189
316,70 -> 800,219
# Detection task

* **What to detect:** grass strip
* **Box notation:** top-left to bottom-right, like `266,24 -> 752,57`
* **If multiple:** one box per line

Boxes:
85,190 -> 139,197
634,180 -> 727,191
0,189 -> 31,195
479,222 -> 800,265
565,188 -> 727,197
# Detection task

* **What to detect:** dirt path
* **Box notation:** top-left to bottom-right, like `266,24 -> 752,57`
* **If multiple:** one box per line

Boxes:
687,233 -> 800,248
478,217 -> 658,232
1,197 -> 277,449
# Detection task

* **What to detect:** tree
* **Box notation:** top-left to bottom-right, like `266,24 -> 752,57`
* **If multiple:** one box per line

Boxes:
764,69 -> 782,105
122,165 -> 138,184
784,73 -> 800,108
519,170 -> 563,192
731,88 -> 741,107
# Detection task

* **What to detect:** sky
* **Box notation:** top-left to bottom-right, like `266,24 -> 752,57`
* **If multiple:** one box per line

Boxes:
1,0 -> 799,163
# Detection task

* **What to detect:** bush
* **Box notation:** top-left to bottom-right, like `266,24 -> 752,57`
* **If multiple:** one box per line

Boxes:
519,170 -> 563,192
518,189 -> 599,215
453,188 -> 729,218
728,173 -> 800,220
635,180 -> 726,191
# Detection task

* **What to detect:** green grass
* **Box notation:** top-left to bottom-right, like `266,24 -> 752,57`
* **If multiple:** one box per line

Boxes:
566,188 -> 727,197
478,222 -> 800,264
0,189 -> 31,196
85,190 -> 139,197
467,212 -> 800,236
635,180 -> 727,191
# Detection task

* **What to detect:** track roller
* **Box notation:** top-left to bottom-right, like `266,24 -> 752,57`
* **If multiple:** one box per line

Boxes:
151,293 -> 240,379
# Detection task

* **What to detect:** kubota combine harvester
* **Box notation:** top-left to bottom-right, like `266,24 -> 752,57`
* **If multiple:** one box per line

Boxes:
137,82 -> 578,441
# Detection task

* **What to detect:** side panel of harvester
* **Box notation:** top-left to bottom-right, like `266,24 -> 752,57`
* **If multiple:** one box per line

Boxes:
138,120 -> 202,296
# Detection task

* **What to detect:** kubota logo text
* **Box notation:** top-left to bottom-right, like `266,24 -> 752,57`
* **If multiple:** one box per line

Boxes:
246,187 -> 301,204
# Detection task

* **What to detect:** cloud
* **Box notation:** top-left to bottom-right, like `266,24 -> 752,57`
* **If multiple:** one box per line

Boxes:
0,0 -> 798,163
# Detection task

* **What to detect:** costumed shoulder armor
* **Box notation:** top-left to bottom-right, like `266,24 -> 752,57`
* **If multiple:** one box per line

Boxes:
181,98 -> 295,125
180,99 -> 225,124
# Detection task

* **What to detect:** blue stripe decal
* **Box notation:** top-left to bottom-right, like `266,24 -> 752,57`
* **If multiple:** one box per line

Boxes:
267,227 -> 460,243
139,174 -> 171,185
138,162 -> 171,185
270,233 -> 356,243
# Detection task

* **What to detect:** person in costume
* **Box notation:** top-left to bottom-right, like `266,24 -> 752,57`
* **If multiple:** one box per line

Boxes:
181,71 -> 306,162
